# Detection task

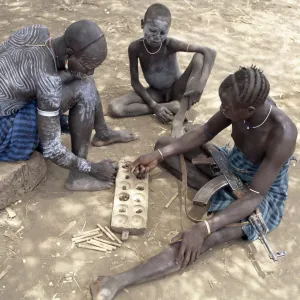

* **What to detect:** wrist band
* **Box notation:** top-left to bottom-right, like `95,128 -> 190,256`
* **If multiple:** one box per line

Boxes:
203,220 -> 211,235
186,44 -> 190,52
249,188 -> 264,196
157,149 -> 164,160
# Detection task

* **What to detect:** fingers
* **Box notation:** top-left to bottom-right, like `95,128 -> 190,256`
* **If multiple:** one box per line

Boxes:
182,249 -> 191,268
189,250 -> 197,266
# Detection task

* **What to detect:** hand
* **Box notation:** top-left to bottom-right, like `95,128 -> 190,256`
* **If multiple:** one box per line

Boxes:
184,89 -> 202,110
171,123 -> 186,138
154,105 -> 174,123
90,159 -> 118,181
130,151 -> 161,178
170,223 -> 207,268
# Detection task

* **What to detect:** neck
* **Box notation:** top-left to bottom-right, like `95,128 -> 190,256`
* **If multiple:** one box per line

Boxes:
51,36 -> 66,70
244,101 -> 271,126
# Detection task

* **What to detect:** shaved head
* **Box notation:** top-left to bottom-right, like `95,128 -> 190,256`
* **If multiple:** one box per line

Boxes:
64,20 -> 104,53
144,3 -> 171,25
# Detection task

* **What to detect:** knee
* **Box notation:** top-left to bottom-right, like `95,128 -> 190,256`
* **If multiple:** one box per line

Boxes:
108,100 -> 124,118
192,53 -> 204,67
77,77 -> 98,105
154,136 -> 174,150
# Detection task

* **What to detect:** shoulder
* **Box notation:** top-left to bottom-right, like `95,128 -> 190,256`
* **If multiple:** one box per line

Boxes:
268,106 -> 297,156
128,39 -> 143,53
9,25 -> 50,46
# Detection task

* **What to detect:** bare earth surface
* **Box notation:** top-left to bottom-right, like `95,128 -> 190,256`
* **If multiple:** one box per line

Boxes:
0,0 -> 300,299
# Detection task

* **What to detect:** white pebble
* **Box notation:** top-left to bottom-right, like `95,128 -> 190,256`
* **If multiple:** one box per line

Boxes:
23,259 -> 26,263
49,282 -> 54,286
72,290 -> 76,293
57,242 -> 60,246
56,253 -> 60,257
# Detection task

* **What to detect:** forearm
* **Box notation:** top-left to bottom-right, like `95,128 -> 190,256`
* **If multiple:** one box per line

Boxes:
38,115 -> 92,173
197,48 -> 216,88
160,125 -> 211,158
208,192 -> 263,232
131,82 -> 157,109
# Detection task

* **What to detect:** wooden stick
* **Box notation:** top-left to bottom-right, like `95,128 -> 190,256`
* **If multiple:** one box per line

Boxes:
165,192 -> 179,208
72,233 -> 103,244
77,244 -> 107,252
105,226 -> 122,244
88,240 -> 116,250
0,265 -> 12,280
94,238 -> 122,248
97,224 -> 115,241
73,228 -> 100,238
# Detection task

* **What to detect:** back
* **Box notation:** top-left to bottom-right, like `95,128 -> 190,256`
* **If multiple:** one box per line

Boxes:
0,25 -> 50,116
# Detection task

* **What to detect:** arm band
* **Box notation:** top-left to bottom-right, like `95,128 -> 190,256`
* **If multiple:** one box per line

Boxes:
37,108 -> 60,117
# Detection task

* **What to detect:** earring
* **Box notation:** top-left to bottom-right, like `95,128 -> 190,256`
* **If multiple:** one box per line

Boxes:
65,59 -> 69,70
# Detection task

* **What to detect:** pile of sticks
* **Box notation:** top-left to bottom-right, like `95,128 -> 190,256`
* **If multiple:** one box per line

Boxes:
72,224 -> 122,253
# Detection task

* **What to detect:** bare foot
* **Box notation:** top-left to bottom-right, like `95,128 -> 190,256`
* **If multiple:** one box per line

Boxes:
171,124 -> 185,138
64,171 -> 114,191
92,128 -> 138,147
90,276 -> 120,300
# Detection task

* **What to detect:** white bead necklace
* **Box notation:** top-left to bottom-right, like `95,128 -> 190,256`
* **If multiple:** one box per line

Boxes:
143,39 -> 162,55
244,104 -> 272,129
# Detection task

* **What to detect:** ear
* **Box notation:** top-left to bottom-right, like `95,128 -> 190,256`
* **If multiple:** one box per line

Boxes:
65,48 -> 74,58
141,19 -> 144,29
247,106 -> 256,114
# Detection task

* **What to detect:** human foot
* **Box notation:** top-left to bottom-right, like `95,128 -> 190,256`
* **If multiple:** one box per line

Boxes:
92,128 -> 138,147
171,124 -> 185,138
90,276 -> 120,300
64,171 -> 115,191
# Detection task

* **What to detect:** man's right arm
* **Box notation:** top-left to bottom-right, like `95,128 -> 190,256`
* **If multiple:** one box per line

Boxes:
160,110 -> 231,158
128,41 -> 158,109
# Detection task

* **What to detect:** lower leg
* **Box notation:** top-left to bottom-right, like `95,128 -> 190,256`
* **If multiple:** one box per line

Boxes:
90,227 -> 243,300
92,92 -> 138,147
171,54 -> 205,138
60,79 -> 117,191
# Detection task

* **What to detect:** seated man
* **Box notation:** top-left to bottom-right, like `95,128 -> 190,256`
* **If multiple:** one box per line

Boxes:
90,66 -> 297,300
108,3 -> 216,138
0,20 -> 137,191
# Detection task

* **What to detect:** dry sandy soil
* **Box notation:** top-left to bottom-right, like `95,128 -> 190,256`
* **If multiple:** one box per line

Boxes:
0,0 -> 300,299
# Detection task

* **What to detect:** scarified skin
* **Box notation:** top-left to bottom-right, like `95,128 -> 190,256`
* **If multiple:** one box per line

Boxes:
0,25 -> 62,116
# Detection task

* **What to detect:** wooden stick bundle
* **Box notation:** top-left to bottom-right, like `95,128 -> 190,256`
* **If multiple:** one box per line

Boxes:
77,243 -> 108,252
105,226 -> 122,244
73,228 -> 100,238
97,224 -> 115,241
72,233 -> 103,244
94,238 -> 122,248
88,240 -> 116,251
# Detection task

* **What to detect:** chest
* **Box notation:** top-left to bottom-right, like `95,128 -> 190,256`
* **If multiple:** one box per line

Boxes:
231,122 -> 270,163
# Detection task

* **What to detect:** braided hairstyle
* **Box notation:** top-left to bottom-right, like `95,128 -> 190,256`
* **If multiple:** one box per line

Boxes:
219,66 -> 270,107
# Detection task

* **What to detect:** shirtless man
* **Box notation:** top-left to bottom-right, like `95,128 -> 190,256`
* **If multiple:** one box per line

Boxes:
0,20 -> 137,191
90,66 -> 297,299
108,3 -> 216,138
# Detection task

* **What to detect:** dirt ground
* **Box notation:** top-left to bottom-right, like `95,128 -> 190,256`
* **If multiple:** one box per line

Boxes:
0,0 -> 300,299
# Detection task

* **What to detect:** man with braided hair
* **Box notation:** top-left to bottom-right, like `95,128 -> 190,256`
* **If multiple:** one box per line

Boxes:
90,66 -> 297,300
0,20 -> 137,191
